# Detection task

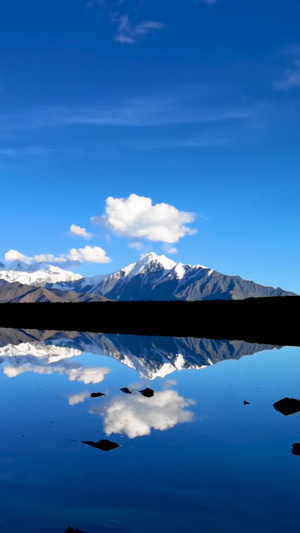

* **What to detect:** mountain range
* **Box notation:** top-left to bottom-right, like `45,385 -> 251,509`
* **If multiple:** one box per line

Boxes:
0,252 -> 296,302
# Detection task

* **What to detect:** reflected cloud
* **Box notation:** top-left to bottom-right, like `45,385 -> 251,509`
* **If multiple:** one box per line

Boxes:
90,388 -> 195,438
2,362 -> 110,384
68,392 -> 90,405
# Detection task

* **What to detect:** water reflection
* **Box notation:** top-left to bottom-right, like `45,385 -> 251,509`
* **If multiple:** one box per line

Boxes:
1,328 -> 300,532
89,384 -> 195,439
0,328 -> 281,442
0,327 -> 280,380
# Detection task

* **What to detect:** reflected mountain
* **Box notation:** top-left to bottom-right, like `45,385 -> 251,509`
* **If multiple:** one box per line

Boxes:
0,328 -> 281,380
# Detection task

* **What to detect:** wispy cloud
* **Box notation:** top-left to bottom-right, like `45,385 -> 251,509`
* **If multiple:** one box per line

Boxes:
105,136 -> 229,151
162,244 -> 178,255
114,14 -> 164,44
0,146 -> 54,157
274,60 -> 300,91
0,95 -> 251,132
198,0 -> 218,5
88,0 -> 164,44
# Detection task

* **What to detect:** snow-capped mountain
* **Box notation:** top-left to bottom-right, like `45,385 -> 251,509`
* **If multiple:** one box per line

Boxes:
0,262 -> 83,286
48,252 -> 295,300
1,252 -> 296,301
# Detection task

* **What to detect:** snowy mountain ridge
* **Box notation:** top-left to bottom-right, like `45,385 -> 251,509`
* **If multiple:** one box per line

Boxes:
0,252 -> 296,300
0,262 -> 83,286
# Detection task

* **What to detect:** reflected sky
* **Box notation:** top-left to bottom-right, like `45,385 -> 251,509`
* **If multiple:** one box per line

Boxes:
0,329 -> 300,532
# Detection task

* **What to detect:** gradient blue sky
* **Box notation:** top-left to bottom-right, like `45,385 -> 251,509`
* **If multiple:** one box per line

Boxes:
1,0 -> 300,292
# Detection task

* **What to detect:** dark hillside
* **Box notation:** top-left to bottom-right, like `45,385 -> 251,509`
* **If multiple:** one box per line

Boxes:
0,297 -> 299,346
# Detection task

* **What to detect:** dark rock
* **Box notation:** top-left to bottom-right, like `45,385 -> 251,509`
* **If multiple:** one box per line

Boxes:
82,439 -> 120,451
139,388 -> 154,398
244,401 -> 250,405
65,528 -> 85,533
90,392 -> 105,398
292,443 -> 300,456
120,387 -> 132,394
273,397 -> 300,416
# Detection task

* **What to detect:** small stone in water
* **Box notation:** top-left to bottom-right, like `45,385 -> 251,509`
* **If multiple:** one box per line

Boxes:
120,387 -> 132,394
82,439 -> 120,451
65,527 -> 84,533
139,388 -> 154,398
292,443 -> 300,456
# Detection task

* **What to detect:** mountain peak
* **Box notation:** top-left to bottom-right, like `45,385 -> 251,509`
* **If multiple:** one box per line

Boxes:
139,252 -> 177,270
120,252 -> 177,279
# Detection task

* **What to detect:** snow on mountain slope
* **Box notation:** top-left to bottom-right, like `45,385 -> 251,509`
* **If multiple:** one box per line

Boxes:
121,252 -> 177,278
0,342 -> 82,361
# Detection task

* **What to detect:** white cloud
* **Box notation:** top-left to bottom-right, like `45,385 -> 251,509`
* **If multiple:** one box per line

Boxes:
92,194 -> 196,245
90,389 -> 195,439
274,60 -> 300,90
4,250 -> 29,263
4,246 -> 111,265
70,224 -> 92,239
67,246 -> 111,263
66,366 -> 110,384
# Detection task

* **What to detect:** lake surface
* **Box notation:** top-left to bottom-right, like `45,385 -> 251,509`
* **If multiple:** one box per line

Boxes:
1,329 -> 300,532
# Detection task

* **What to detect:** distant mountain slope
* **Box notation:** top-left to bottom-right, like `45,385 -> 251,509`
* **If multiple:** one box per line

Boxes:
48,252 -> 296,300
0,280 -> 109,303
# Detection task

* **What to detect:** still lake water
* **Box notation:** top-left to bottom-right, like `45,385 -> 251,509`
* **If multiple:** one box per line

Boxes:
0,329 -> 300,532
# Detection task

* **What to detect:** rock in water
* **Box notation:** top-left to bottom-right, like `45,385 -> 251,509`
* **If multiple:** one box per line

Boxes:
65,528 -> 85,533
139,388 -> 154,398
82,439 -> 120,451
273,397 -> 300,416
292,443 -> 300,456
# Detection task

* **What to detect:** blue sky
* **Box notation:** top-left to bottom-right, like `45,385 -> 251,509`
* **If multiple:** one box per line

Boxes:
1,0 -> 300,292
